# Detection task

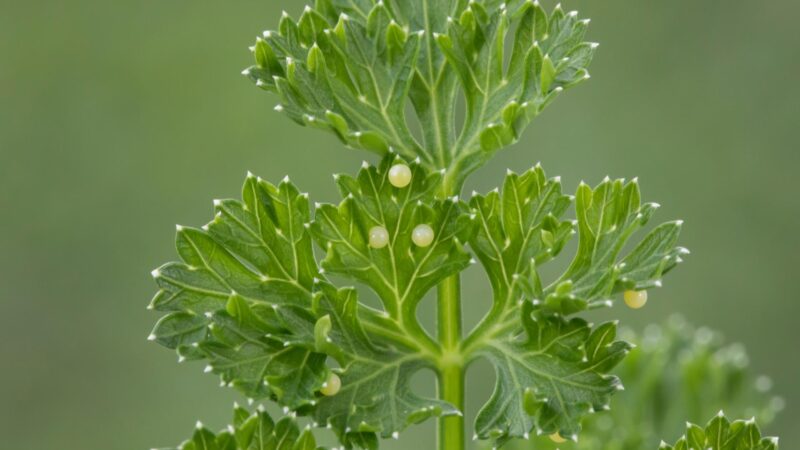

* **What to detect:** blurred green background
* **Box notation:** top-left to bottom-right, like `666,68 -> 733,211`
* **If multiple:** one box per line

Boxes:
1,0 -> 798,448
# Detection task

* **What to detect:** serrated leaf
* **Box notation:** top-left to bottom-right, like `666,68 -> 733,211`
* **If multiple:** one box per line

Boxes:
160,407 -> 328,450
311,282 -> 458,442
150,311 -> 209,349
546,177 -> 687,314
249,5 -> 424,163
312,156 -> 474,325
150,2 -> 707,449
200,298 -> 327,408
473,303 -> 629,441
660,413 -> 779,450
303,157 -> 474,440
246,2 -> 598,187
150,161 -> 475,447
468,165 -> 572,306
501,318 -> 784,450
465,169 -> 686,445
149,176 -> 329,409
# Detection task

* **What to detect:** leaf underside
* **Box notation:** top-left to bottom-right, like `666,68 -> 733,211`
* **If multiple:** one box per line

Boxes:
147,0 -> 695,448
245,0 -> 597,185
466,166 -> 687,443
150,156 -> 686,448
151,157 -> 471,447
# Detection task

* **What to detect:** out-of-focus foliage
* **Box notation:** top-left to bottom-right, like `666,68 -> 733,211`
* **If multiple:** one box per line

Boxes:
659,413 -> 778,450
498,317 -> 783,449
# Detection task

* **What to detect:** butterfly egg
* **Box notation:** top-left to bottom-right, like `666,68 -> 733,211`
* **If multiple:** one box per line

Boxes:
412,224 -> 434,247
624,289 -> 648,309
388,164 -> 412,188
320,372 -> 341,396
549,433 -> 567,443
368,226 -> 390,249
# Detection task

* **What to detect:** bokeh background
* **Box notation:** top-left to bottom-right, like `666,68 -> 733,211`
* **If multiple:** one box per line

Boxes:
2,0 -> 798,448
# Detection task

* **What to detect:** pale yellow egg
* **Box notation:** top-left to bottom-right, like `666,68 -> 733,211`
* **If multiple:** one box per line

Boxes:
320,372 -> 341,396
624,289 -> 648,309
369,226 -> 390,249
412,224 -> 435,247
388,164 -> 412,188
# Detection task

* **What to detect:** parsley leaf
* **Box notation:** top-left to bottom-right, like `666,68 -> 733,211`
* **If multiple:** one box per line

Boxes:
311,156 -> 474,332
146,0 -> 708,448
149,175 -> 328,409
659,413 -> 779,450
473,306 -> 629,444
158,405 -> 326,450
546,177 -> 687,315
501,318 -> 784,449
307,157 -> 474,441
463,168 -> 687,444
311,282 -> 458,444
150,158 -> 474,447
245,1 -> 595,186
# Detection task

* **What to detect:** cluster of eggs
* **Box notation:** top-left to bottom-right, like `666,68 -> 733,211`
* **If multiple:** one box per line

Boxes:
319,163 -> 425,399
319,163 -> 650,401
367,164 -> 435,249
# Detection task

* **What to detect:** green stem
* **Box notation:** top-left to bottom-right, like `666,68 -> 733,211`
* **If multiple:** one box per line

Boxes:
438,275 -> 465,450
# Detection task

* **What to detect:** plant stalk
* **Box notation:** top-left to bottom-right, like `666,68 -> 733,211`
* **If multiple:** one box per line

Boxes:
437,275 -> 465,450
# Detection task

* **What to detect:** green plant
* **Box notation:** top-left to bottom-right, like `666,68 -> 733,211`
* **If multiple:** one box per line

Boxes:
499,317 -> 784,449
160,406 -> 322,450
148,1 -> 780,449
658,413 -> 779,450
